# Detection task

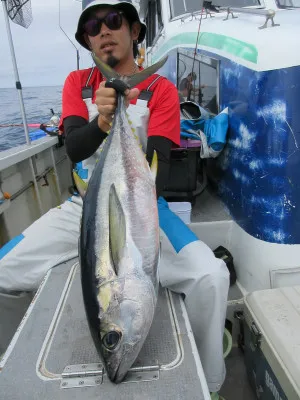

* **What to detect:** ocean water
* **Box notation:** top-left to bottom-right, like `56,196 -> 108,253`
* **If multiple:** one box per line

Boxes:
0,86 -> 62,152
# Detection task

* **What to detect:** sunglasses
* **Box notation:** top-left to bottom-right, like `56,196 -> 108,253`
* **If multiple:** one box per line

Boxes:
83,11 -> 124,37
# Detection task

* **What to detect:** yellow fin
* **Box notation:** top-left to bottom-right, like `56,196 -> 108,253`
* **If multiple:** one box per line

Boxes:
109,184 -> 126,275
73,171 -> 88,198
150,150 -> 158,181
98,285 -> 112,313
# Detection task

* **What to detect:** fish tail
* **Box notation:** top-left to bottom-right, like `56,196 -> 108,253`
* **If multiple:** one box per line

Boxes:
126,56 -> 168,88
92,53 -> 168,88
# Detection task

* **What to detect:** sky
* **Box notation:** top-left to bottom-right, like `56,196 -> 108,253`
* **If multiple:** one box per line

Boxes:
0,0 -> 93,88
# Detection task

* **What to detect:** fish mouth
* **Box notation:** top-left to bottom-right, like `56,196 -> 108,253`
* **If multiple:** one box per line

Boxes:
106,355 -> 127,384
107,363 -> 121,384
113,365 -> 127,384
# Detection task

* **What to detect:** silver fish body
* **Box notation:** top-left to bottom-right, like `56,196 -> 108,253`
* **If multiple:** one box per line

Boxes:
80,56 -> 167,383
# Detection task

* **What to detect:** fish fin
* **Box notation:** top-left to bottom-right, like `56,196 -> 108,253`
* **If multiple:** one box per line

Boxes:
109,184 -> 126,275
73,171 -> 88,197
92,53 -> 120,81
126,56 -> 168,88
92,53 -> 168,89
150,150 -> 158,181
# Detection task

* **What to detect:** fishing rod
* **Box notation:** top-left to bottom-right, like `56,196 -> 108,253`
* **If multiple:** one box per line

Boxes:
188,3 -> 205,102
2,0 -> 31,145
0,123 -> 45,128
0,109 -> 61,128
59,0 -> 80,70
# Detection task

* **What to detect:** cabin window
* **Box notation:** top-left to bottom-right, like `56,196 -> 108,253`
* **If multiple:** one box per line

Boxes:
276,0 -> 300,7
170,0 -> 207,17
170,0 -> 185,16
170,0 -> 260,18
145,0 -> 164,47
177,51 -> 219,115
170,0 -> 200,17
214,0 -> 260,6
157,0 -> 163,29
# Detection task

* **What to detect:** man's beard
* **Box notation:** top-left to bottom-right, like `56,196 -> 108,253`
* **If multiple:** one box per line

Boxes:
106,53 -> 119,68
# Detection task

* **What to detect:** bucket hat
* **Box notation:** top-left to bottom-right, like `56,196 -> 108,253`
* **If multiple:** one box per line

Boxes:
75,0 -> 146,49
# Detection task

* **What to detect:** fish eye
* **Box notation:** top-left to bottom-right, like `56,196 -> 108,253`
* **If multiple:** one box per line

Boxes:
102,330 -> 122,350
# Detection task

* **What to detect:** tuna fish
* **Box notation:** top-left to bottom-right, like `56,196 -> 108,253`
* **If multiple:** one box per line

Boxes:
74,55 -> 167,383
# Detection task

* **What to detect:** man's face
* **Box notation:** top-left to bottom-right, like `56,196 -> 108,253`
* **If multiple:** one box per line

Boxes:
84,7 -> 140,67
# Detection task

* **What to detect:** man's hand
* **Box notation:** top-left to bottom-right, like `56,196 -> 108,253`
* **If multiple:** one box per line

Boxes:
95,82 -> 140,132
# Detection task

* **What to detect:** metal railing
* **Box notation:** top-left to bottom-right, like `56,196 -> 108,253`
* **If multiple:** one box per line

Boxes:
220,6 -> 280,28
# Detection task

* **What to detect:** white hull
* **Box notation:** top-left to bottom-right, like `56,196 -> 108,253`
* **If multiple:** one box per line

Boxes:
0,137 -> 72,244
191,219 -> 300,292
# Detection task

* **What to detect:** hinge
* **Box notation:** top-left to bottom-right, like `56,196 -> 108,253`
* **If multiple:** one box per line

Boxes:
61,363 -> 104,389
250,322 -> 262,349
121,365 -> 160,383
234,310 -> 245,350
60,363 -> 160,389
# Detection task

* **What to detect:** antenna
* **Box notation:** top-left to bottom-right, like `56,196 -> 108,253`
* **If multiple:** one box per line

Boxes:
58,0 -> 81,70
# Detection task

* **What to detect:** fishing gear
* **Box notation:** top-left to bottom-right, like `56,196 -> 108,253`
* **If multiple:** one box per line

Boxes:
188,6 -> 205,101
59,0 -> 80,70
0,123 -> 42,128
1,108 -> 60,129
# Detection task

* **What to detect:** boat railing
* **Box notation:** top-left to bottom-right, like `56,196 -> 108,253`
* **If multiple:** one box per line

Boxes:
0,137 -> 58,171
170,4 -> 280,30
0,137 -> 63,216
220,6 -> 280,28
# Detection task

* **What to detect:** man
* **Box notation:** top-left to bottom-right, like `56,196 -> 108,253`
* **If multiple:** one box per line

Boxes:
0,1 -> 229,397
179,71 -> 207,104
179,71 -> 197,100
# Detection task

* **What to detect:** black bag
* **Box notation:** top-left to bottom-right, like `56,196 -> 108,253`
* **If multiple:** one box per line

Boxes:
213,246 -> 237,286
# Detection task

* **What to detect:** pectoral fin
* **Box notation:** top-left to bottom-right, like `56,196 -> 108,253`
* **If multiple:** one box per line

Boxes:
73,171 -> 88,197
150,150 -> 158,181
109,184 -> 126,275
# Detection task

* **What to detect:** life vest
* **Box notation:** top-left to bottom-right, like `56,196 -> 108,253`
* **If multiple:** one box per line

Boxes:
76,67 -> 162,183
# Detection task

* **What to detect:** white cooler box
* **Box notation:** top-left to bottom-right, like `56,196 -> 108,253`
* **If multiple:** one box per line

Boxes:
243,286 -> 300,400
168,202 -> 192,225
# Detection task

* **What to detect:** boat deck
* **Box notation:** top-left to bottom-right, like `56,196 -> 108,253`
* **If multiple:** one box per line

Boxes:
0,186 -> 256,399
191,187 -> 231,223
221,347 -> 255,400
190,187 -> 256,399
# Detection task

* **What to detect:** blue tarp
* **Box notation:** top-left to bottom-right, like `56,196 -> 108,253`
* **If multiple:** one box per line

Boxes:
180,109 -> 229,153
29,126 -> 58,141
